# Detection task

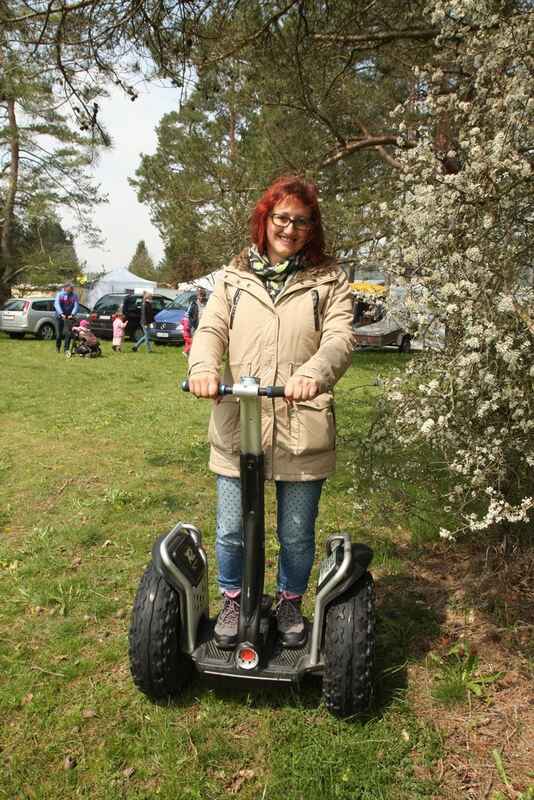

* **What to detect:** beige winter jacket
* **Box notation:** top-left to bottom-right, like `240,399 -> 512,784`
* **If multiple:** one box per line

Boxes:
188,249 -> 355,480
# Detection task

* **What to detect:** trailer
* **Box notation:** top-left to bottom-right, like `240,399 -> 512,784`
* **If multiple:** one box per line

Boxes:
354,317 -> 411,353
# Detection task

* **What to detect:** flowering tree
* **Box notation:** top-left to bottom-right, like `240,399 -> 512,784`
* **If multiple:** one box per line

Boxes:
369,1 -> 533,538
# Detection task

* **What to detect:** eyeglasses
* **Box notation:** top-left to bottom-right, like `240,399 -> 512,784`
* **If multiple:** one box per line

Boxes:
268,212 -> 313,231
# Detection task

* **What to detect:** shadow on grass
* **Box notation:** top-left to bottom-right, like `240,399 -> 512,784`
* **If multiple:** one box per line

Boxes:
148,672 -> 326,714
371,572 -> 444,715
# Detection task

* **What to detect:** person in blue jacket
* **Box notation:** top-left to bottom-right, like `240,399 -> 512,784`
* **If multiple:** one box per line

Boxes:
54,281 -> 79,353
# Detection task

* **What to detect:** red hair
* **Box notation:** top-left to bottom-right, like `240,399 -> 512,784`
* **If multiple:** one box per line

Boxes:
250,175 -> 325,264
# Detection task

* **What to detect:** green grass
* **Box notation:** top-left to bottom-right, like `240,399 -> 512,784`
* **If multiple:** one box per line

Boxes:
0,336 -> 447,799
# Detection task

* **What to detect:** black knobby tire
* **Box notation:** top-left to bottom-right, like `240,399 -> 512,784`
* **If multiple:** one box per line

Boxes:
129,561 -> 193,699
322,571 -> 375,717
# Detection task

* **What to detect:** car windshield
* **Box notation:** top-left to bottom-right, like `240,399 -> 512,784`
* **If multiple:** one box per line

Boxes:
166,292 -> 194,310
94,295 -> 123,313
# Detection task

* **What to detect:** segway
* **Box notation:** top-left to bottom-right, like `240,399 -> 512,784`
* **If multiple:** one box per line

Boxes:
128,377 -> 375,717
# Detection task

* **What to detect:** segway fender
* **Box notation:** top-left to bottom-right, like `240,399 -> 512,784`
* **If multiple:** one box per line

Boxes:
152,526 -> 206,588
321,544 -> 374,608
151,522 -> 209,653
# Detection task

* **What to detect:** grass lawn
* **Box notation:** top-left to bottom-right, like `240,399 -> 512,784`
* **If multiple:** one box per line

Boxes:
1,335 -> 532,800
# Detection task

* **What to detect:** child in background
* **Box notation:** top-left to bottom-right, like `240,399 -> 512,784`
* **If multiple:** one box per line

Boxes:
70,319 -> 100,356
112,311 -> 127,352
181,315 -> 192,358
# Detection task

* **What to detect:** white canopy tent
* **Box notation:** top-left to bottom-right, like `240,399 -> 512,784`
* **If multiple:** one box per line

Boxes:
84,268 -> 157,308
175,270 -> 222,292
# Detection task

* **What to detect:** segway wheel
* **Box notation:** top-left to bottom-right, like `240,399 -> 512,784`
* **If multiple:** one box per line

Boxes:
322,571 -> 375,718
129,561 -> 193,699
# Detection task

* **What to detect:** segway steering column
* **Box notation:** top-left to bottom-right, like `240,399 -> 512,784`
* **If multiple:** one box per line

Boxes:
182,379 -> 285,662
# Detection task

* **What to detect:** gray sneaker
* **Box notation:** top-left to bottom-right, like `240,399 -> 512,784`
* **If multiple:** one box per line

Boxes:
214,592 -> 240,648
274,593 -> 306,648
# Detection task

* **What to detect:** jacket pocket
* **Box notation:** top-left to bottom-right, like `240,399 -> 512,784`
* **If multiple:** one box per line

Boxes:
208,397 -> 241,454
278,394 -> 336,456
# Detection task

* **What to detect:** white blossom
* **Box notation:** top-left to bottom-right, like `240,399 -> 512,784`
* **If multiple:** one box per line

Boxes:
353,0 -> 534,539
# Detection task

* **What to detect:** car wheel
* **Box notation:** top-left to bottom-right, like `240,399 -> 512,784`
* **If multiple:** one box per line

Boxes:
322,572 -> 375,717
129,561 -> 194,699
399,335 -> 411,353
37,322 -> 56,341
131,325 -> 143,342
8,332 -> 25,339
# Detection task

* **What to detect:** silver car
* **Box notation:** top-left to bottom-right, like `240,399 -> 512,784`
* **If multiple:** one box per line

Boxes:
0,296 -> 91,340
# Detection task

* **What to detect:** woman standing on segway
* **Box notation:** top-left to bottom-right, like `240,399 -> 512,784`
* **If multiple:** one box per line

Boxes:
187,175 -> 354,649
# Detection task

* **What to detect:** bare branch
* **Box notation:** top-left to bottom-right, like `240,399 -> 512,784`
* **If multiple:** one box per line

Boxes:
314,28 -> 438,47
321,135 -> 416,168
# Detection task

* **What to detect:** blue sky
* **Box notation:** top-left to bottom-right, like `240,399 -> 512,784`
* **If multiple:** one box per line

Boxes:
73,82 -> 181,275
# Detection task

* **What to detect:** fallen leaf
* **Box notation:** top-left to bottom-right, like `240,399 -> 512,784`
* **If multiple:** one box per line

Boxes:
223,769 -> 255,794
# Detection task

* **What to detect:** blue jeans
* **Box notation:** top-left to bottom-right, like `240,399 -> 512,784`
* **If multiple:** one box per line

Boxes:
215,474 -> 324,595
55,318 -> 73,351
133,325 -> 152,352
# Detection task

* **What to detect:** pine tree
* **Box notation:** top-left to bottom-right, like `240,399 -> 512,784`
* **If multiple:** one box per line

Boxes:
128,241 -> 158,281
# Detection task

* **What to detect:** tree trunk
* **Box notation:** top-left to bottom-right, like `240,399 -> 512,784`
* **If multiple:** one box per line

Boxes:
1,97 -> 20,300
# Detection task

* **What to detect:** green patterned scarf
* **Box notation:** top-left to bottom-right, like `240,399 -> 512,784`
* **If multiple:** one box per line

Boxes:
248,245 -> 302,299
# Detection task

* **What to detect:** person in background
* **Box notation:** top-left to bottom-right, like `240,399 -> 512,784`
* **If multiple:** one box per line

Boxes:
70,319 -> 100,356
132,291 -> 154,353
196,288 -> 208,330
181,314 -> 192,358
54,281 -> 79,354
112,310 -> 127,353
186,288 -> 208,337
187,175 -> 354,649
186,292 -> 199,336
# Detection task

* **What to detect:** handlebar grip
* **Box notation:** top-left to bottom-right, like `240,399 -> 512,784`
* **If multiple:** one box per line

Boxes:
182,380 -> 233,395
260,386 -> 285,398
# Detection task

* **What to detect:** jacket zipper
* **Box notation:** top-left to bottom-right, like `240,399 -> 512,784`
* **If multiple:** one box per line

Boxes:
311,289 -> 320,331
229,288 -> 242,329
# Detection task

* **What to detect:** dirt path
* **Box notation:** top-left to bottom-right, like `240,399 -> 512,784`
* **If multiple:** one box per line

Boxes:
396,537 -> 533,799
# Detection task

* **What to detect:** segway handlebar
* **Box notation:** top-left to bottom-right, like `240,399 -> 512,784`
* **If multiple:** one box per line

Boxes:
182,380 -> 285,398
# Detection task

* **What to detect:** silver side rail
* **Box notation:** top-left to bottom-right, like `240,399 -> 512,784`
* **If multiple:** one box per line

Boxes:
309,533 -> 353,666
157,521 -> 209,653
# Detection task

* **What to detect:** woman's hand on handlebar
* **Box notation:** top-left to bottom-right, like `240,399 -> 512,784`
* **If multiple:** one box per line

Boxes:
284,375 -> 319,403
187,373 -> 222,403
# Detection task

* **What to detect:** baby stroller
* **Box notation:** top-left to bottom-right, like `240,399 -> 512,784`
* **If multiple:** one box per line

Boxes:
66,320 -> 102,358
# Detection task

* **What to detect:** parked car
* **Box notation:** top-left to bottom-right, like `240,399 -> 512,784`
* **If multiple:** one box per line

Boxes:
89,293 -> 169,341
0,296 -> 91,340
150,290 -> 211,345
